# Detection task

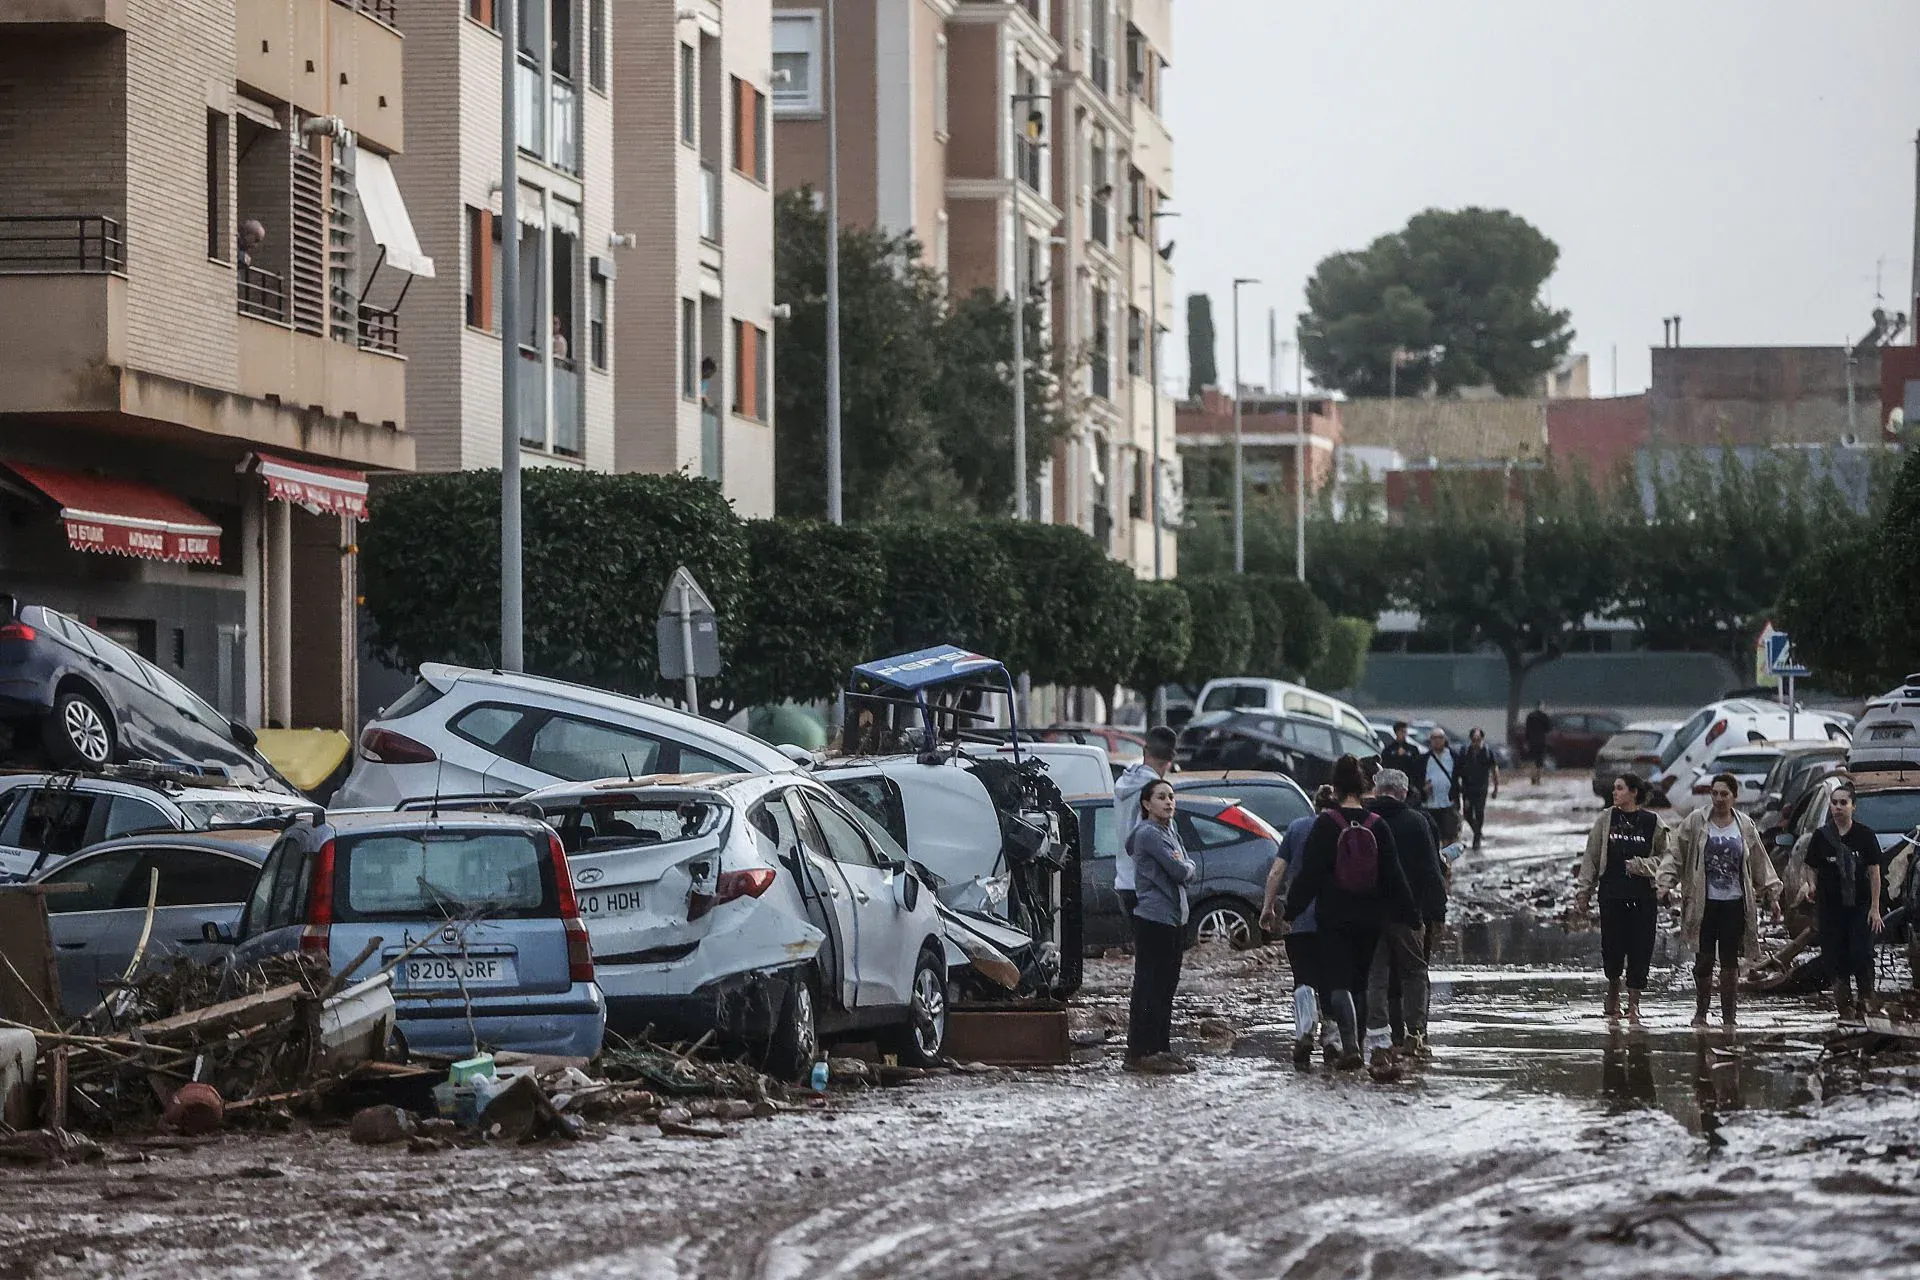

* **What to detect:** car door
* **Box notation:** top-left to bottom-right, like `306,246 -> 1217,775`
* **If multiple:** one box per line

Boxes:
70,620 -> 172,761
780,789 -> 861,1012
137,657 -> 259,779
801,789 -> 913,1008
1074,800 -> 1126,948
748,793 -> 852,1009
105,845 -> 262,975
38,846 -> 146,1016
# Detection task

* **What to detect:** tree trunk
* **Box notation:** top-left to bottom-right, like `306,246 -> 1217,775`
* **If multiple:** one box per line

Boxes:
1503,646 -> 1527,744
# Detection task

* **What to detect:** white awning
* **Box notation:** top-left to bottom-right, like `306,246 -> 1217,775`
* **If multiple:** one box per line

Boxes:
354,151 -> 434,279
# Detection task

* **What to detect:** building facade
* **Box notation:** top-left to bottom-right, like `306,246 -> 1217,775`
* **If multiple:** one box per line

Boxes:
394,0 -> 777,515
772,0 -> 1176,574
0,0 -> 428,733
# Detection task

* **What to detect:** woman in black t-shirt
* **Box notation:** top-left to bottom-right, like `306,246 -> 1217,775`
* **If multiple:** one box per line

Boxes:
1574,773 -> 1669,1024
1804,782 -> 1885,1021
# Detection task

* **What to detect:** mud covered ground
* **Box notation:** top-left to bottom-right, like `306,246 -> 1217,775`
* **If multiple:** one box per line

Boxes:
7,777 -> 1920,1279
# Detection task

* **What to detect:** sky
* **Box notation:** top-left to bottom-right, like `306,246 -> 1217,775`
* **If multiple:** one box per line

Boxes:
1164,1 -> 1920,397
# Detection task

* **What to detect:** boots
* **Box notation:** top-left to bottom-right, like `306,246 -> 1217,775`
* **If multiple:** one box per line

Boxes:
1720,969 -> 1738,1028
1834,980 -> 1860,1023
1625,989 -> 1644,1025
1328,991 -> 1362,1070
1291,987 -> 1318,1066
1692,978 -> 1711,1029
1368,1042 -> 1404,1083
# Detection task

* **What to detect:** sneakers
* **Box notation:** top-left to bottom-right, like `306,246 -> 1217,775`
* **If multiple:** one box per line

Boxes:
1367,1046 -> 1404,1083
1123,1052 -> 1196,1076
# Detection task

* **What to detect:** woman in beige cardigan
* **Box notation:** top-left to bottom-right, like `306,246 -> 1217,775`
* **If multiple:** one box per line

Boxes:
1657,771 -> 1782,1028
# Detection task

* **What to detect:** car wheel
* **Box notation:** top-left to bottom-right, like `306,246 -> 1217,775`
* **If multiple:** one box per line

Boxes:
1188,898 -> 1259,950
43,688 -> 114,769
764,970 -> 819,1083
883,947 -> 949,1067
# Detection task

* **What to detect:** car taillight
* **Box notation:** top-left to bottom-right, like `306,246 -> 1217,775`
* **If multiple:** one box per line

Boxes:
717,867 -> 777,906
544,834 -> 594,983
300,838 -> 336,961
1216,804 -> 1280,843
0,621 -> 36,642
1704,719 -> 1728,749
359,727 -> 437,765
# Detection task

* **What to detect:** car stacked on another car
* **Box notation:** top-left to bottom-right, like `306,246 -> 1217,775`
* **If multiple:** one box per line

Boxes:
1189,678 -> 1376,743
1175,709 -> 1383,793
1652,698 -> 1851,806
514,772 -> 950,1079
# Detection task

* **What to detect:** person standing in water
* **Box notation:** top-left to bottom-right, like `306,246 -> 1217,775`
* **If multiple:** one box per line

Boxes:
1659,772 -> 1781,1028
1803,781 -> 1885,1023
1125,779 -> 1197,1073
1574,773 -> 1668,1024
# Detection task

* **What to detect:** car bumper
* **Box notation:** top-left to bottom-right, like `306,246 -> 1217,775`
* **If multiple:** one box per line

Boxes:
394,984 -> 606,1058
0,679 -> 53,718
603,965 -> 801,1043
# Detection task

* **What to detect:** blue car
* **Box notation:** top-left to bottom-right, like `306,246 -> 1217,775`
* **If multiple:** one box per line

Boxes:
225,810 -> 605,1059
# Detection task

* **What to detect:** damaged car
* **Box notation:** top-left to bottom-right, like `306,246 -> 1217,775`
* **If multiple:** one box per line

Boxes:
514,772 -> 950,1080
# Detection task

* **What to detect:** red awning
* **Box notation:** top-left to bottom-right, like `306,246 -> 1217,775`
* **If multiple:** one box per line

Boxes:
250,452 -> 370,520
5,462 -> 223,565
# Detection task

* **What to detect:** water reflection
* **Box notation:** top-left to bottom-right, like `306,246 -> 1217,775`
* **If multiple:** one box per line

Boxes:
1601,1036 -> 1656,1111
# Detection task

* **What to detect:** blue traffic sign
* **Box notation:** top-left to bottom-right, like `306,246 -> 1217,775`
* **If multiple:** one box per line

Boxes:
1766,632 -> 1810,677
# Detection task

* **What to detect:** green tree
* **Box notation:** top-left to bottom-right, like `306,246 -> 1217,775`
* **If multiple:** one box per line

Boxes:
1186,293 -> 1217,399
1309,617 -> 1375,692
982,521 -> 1139,688
1129,581 -> 1194,715
868,519 -> 1026,662
1173,575 -> 1253,686
927,289 -> 1062,517
1299,207 -> 1573,397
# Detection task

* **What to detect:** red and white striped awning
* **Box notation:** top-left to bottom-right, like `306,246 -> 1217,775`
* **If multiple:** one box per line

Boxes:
4,462 -> 223,564
250,453 -> 370,520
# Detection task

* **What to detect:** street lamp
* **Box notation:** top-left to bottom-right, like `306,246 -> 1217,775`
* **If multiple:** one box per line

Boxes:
1294,332 -> 1306,582
499,0 -> 522,670
824,0 -> 843,524
1231,277 -> 1259,574
1147,208 -> 1177,580
1009,93 -> 1047,522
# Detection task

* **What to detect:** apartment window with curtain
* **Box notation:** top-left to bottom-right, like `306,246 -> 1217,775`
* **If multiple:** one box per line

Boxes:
732,320 -> 767,421
1089,0 -> 1111,93
732,77 -> 766,182
680,44 -> 696,145
465,205 -> 499,331
772,12 -> 821,115
681,298 -> 698,398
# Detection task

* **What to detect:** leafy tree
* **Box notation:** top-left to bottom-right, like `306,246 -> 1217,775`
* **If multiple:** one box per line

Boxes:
983,521 -> 1139,688
1173,575 -> 1253,686
1270,577 -> 1333,678
927,288 -> 1062,517
710,520 -> 885,718
1129,581 -> 1194,711
867,519 -> 1026,662
1239,574 -> 1291,679
1186,293 -> 1217,399
1309,617 -> 1375,692
1182,491 -> 1406,627
1299,207 -> 1573,397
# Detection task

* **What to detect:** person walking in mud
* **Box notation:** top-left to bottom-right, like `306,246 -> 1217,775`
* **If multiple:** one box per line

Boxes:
1366,769 -> 1447,1060
1421,727 -> 1465,846
1458,727 -> 1500,851
1285,755 -> 1418,1077
1381,720 -> 1424,786
1659,772 -> 1782,1028
1113,726 -> 1178,944
1262,784 -> 1340,1066
1574,773 -> 1667,1024
1804,781 -> 1886,1023
1125,778 -> 1197,1074
1523,702 -> 1553,785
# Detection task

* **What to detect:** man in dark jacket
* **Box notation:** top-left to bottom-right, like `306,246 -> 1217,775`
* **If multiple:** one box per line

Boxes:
1380,721 -> 1425,794
1367,769 -> 1446,1060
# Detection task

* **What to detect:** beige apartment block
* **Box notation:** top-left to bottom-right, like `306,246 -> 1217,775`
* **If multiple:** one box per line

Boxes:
0,0 -> 432,733
772,0 -> 1175,574
610,0 -> 777,517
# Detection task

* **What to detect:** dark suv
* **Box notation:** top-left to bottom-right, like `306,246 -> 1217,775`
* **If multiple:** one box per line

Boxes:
0,596 -> 282,789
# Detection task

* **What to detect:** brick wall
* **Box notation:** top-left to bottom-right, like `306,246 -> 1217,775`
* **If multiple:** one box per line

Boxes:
0,35 -> 129,223
1648,345 -> 1881,446
1338,396 -> 1547,461
1546,394 -> 1648,481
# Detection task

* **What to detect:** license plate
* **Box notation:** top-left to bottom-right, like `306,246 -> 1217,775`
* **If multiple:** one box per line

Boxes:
579,888 -> 649,917
403,955 -> 516,988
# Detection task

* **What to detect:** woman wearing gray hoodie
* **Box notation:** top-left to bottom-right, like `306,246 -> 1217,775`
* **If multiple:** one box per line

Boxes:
1125,779 -> 1197,1074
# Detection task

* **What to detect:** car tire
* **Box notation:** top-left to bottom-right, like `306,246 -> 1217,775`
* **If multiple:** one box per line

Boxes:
1187,898 -> 1259,950
43,687 -> 115,769
882,947 -> 949,1068
764,969 -> 820,1084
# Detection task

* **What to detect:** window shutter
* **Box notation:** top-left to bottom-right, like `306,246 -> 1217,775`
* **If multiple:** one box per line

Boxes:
472,209 -> 495,331
738,323 -> 758,418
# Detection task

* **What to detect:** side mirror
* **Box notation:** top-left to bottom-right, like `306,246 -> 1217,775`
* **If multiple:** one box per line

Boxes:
201,920 -> 235,945
229,720 -> 259,749
894,864 -> 920,912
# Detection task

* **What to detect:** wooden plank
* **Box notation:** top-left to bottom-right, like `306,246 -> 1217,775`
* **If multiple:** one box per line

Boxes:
43,1046 -> 67,1130
945,1009 -> 1072,1066
136,983 -> 305,1040
0,887 -> 62,1029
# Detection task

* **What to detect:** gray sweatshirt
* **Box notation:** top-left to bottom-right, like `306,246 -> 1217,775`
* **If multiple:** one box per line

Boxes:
1127,819 -> 1196,927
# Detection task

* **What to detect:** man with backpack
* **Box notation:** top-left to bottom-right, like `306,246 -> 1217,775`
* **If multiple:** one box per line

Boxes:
1285,755 -> 1419,1077
1367,769 -> 1449,1060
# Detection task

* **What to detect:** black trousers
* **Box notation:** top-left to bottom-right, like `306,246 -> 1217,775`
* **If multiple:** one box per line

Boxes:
1284,931 -> 1328,994
1128,917 -> 1185,1059
1601,896 -> 1657,989
1117,890 -> 1137,944
1427,806 -> 1462,845
1696,898 -> 1744,982
1320,921 -> 1382,999
1462,790 -> 1488,843
1820,900 -> 1875,997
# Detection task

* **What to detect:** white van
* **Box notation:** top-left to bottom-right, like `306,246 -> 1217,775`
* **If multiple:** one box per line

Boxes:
1191,678 -> 1375,743
1652,699 -> 1850,804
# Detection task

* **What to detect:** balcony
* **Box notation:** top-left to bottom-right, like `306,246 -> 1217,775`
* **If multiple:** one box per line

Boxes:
517,346 -> 545,446
1090,196 -> 1110,247
551,78 -> 579,175
0,0 -> 126,27
237,265 -> 287,322
553,358 -> 581,455
357,301 -> 399,354
1090,50 -> 1110,94
699,164 -> 719,242
331,0 -> 396,27
0,214 -> 123,274
1017,138 -> 1043,193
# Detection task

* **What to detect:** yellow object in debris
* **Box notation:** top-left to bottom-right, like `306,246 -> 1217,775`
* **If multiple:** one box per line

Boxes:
255,728 -> 352,794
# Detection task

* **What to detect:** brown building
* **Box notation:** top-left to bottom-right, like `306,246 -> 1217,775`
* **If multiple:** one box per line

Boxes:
772,0 -> 1178,576
0,0 -> 429,733
1174,387 -> 1341,515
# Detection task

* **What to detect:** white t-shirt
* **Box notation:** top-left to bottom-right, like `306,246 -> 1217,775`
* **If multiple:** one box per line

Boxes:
1704,816 -> 1745,901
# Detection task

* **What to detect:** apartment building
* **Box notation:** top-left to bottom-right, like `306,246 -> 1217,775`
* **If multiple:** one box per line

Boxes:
772,0 -> 1176,575
0,0 -> 428,733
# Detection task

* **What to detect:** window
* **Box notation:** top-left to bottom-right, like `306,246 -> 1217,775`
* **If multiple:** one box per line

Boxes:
21,792 -> 100,861
681,298 -> 698,398
732,77 -> 766,182
1091,286 -> 1111,399
1202,684 -> 1269,711
1281,721 -> 1336,755
588,0 -> 606,92
450,703 -> 529,751
468,0 -> 495,27
135,849 -> 259,908
748,796 -> 802,860
338,831 -> 550,919
802,794 -> 881,868
241,842 -> 283,935
772,12 -> 821,115
526,714 -> 664,781
206,110 -> 230,262
102,796 -> 170,841
1127,307 -> 1145,378
265,840 -> 314,932
41,849 -> 142,914
465,206 -> 497,332
1089,126 -> 1110,245
1129,447 -> 1147,519
1083,803 -> 1119,859
733,320 -> 766,420
680,44 -> 696,145
589,272 -> 608,370
825,778 -> 908,853
933,34 -> 949,137
1128,168 -> 1148,236
1089,0 -> 1111,92
1178,812 -> 1248,851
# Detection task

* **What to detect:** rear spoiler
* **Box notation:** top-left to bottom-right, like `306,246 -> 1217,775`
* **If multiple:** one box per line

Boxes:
392,794 -> 521,813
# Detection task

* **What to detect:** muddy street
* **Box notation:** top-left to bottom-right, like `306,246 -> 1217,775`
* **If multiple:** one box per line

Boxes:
7,778 -> 1920,1280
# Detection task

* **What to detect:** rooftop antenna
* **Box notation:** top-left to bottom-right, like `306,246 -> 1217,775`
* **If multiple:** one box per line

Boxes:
428,752 -> 446,822
621,752 -> 635,782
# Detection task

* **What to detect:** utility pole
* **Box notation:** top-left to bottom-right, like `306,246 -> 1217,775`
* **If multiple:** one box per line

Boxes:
1267,307 -> 1277,393
1912,129 -> 1920,322
1294,334 -> 1306,582
499,0 -> 522,671
1230,277 -> 1258,573
824,0 -> 843,524
1148,210 -> 1177,580
1007,95 -> 1047,522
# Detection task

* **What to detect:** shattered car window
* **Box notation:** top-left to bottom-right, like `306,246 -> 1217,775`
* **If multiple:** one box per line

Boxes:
549,800 -> 725,853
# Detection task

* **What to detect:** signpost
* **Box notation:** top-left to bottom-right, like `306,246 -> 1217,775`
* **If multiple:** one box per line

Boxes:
1764,629 -> 1811,739
657,566 -> 720,716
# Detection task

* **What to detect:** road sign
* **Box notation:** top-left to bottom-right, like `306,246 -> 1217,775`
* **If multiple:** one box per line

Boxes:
1765,631 -> 1811,678
656,567 -> 721,710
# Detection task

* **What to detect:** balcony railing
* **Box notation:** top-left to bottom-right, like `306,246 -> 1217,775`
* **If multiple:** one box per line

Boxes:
331,0 -> 398,28
237,264 -> 287,321
0,215 -> 124,274
517,345 -> 546,446
357,302 -> 399,353
551,78 -> 579,175
553,358 -> 581,455
699,164 -> 719,242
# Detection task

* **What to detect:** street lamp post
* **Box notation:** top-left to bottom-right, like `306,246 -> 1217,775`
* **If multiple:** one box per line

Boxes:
499,0 -> 522,670
1008,94 -> 1047,522
1294,334 -> 1306,582
824,0 -> 843,524
1148,210 -> 1176,580
1231,277 -> 1258,574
